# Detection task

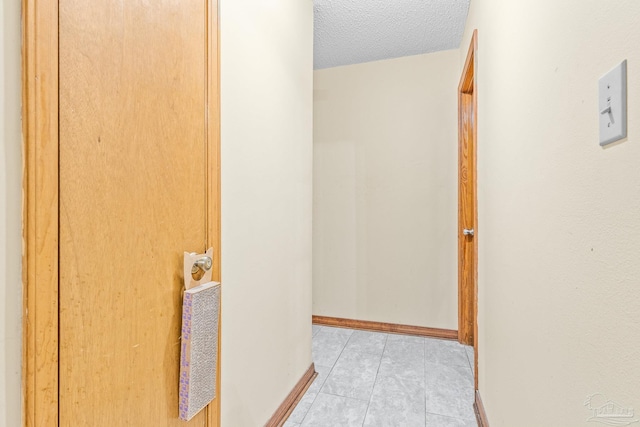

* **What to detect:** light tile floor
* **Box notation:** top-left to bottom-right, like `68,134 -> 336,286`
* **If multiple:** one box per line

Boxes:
284,325 -> 477,427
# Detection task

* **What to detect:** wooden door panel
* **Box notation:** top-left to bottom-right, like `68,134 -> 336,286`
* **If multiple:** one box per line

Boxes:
458,93 -> 475,345
59,0 -> 207,425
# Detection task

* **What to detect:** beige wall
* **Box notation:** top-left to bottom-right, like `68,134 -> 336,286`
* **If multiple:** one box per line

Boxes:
313,51 -> 460,330
0,0 -> 23,425
461,1 -> 640,426
220,0 -> 313,425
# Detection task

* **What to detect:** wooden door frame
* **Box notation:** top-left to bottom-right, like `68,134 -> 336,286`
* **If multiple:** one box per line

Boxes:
21,0 -> 221,425
458,30 -> 478,388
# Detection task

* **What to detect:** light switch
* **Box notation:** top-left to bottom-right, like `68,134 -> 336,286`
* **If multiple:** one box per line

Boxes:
599,60 -> 627,146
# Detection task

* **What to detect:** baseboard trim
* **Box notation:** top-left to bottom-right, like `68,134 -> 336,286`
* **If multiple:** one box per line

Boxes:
265,363 -> 317,427
474,390 -> 490,427
312,315 -> 458,341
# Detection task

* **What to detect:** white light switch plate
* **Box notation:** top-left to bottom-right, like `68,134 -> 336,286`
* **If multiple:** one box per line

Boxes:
599,60 -> 627,146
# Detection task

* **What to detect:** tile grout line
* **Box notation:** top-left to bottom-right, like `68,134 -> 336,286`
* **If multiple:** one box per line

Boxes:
423,344 -> 474,376
325,327 -> 354,381
424,341 -> 476,424
361,332 -> 389,427
312,325 -> 320,338
464,346 -> 474,374
300,328 -> 353,425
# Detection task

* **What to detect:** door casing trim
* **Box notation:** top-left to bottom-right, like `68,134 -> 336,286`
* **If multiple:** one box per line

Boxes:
21,1 -> 221,425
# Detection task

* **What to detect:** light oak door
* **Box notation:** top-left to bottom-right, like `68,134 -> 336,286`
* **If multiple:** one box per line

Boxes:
58,0 -> 218,425
458,92 -> 476,346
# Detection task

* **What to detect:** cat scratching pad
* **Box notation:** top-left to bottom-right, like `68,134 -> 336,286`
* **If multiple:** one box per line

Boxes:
179,280 -> 220,421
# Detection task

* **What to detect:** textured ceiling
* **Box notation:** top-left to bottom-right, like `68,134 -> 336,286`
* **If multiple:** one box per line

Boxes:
314,0 -> 470,70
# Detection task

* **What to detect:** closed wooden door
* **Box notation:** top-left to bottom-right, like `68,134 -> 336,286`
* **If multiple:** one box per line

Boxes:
58,0 -> 219,425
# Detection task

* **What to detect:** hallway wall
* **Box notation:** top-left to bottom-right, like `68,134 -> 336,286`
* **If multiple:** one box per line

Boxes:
461,1 -> 640,426
220,0 -> 314,425
313,51 -> 460,330
0,0 -> 22,425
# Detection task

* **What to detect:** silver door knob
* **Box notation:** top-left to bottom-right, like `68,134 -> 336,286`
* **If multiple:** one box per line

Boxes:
191,256 -> 213,280
463,228 -> 475,236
